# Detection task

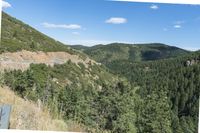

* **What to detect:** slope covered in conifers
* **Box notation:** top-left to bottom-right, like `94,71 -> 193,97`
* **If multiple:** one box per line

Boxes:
0,12 -> 139,132
73,43 -> 199,132
1,11 -> 199,133
71,43 -> 190,64
71,42 -> 199,133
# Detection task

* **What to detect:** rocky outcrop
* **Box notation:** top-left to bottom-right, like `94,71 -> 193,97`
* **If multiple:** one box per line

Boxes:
186,59 -> 199,66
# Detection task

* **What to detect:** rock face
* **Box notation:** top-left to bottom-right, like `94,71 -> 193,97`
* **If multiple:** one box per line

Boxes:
186,59 -> 199,66
0,50 -> 96,71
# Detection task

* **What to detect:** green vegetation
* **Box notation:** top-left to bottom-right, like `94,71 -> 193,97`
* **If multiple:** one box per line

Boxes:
72,43 -> 199,133
3,52 -> 198,133
93,53 -> 199,133
1,12 -> 75,54
1,12 -> 199,133
71,43 -> 190,63
3,62 -> 139,132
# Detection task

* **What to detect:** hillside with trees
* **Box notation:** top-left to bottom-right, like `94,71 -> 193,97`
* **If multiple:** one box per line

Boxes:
0,12 -> 199,133
1,12 -> 78,55
71,43 -> 190,64
106,53 -> 199,133
1,12 -> 139,132
73,44 -> 199,133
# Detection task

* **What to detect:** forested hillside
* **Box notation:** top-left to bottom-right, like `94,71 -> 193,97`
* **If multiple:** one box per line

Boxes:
85,51 -> 200,133
1,12 -> 77,54
71,43 -> 190,63
3,62 -> 139,132
0,11 -> 199,133
1,12 -> 138,132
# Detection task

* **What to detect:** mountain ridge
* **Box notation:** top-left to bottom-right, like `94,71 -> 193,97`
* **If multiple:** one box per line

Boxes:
71,43 -> 190,64
1,11 -> 199,133
1,12 -> 134,132
1,12 -> 75,54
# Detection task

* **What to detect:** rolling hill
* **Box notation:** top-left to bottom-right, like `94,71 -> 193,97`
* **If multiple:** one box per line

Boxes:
0,11 -> 199,133
1,12 -> 77,54
0,12 -> 138,132
71,43 -> 190,64
71,43 -> 199,133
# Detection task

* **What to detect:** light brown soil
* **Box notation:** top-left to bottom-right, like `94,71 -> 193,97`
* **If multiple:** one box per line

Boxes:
0,50 -> 97,71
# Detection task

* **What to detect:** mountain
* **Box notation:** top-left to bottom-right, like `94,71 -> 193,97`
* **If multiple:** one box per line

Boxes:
0,12 -> 138,132
71,43 -> 190,64
71,44 -> 199,132
1,12 -> 76,54
69,45 -> 89,51
107,53 -> 200,133
1,11 -> 199,133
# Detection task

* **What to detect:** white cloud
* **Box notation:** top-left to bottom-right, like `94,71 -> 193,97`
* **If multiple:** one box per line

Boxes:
150,4 -> 159,9
42,22 -> 82,30
105,17 -> 127,24
174,25 -> 182,28
173,21 -> 184,29
1,0 -> 11,9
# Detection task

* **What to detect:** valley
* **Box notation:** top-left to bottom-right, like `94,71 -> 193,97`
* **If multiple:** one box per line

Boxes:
0,11 -> 199,133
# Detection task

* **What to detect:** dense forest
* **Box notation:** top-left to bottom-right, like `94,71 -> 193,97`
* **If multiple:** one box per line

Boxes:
104,53 -> 200,133
73,45 -> 200,133
0,12 -> 199,133
3,62 -> 139,132
2,48 -> 199,133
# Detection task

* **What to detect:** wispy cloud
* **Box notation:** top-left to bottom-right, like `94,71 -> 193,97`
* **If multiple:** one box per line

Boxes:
42,22 -> 82,30
173,25 -> 182,29
72,32 -> 80,35
173,21 -> 185,29
150,4 -> 159,10
174,21 -> 185,25
1,0 -> 11,9
105,17 -> 127,24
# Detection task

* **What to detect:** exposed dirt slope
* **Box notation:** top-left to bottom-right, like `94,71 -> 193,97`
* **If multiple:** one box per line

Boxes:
0,50 -> 97,71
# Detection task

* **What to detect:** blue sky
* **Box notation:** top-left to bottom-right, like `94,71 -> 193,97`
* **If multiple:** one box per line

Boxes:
2,0 -> 200,50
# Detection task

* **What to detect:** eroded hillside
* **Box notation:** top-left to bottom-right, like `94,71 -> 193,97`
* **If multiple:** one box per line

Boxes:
0,50 -> 97,71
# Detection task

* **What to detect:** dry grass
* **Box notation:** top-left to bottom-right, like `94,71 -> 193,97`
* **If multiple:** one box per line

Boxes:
0,86 -> 85,132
